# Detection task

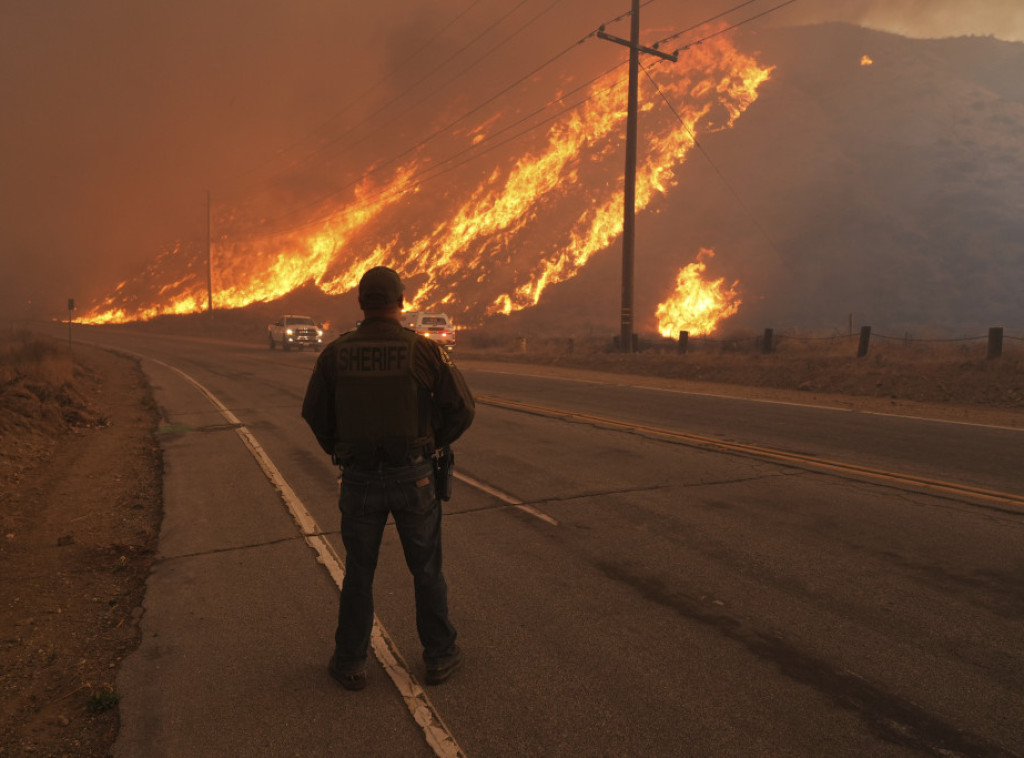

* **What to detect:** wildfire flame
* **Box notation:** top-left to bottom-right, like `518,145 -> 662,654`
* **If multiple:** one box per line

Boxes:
861,55 -> 874,66
655,249 -> 741,337
80,34 -> 774,327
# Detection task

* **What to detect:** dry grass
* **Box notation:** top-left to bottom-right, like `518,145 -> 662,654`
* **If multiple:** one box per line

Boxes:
64,318 -> 1023,410
458,330 -> 1024,409
0,331 -> 100,442
0,330 -> 75,387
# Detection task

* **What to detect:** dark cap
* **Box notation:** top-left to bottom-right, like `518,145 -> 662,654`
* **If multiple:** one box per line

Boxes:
358,266 -> 404,309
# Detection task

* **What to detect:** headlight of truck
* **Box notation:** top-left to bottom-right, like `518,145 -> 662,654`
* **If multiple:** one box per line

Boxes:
285,328 -> 294,335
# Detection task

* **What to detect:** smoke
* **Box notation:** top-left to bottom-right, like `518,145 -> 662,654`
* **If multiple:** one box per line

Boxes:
774,0 -> 1024,42
854,0 -> 1024,40
1,0 -> 1019,323
0,0 -> 400,319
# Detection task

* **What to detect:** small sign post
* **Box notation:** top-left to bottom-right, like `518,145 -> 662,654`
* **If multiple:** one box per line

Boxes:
67,298 -> 75,349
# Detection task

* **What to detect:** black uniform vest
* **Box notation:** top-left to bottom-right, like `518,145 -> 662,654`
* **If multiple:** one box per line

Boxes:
332,326 -> 433,466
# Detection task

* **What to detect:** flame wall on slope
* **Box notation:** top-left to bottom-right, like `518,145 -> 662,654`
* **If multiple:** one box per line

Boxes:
81,35 -> 773,331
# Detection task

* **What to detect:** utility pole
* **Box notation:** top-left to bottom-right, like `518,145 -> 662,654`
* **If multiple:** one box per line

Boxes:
598,0 -> 676,353
206,190 -> 213,317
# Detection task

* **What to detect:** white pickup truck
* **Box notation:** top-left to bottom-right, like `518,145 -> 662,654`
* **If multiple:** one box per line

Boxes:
402,312 -> 456,352
267,315 -> 324,351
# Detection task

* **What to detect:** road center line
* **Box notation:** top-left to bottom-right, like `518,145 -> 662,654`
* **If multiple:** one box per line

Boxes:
468,367 -> 1024,431
455,472 -> 559,526
477,394 -> 1024,513
146,356 -> 466,758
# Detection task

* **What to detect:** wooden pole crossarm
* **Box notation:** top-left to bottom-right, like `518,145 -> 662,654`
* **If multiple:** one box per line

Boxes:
596,30 -> 678,62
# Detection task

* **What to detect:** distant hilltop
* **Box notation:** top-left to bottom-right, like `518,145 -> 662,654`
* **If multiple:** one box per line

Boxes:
508,22 -> 1024,336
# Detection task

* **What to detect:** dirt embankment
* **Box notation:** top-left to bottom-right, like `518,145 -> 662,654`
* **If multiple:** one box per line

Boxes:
0,335 -> 162,757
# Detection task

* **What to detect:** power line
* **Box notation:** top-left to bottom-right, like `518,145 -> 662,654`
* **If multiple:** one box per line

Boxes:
228,0 -> 546,207
328,1 -> 802,265
252,48 -> 594,230
244,6 -> 636,232
317,0 -> 574,181
650,0 -> 763,50
230,0 -> 799,237
412,65 -> 625,182
655,0 -> 801,52
272,61 -> 629,236
288,0 -> 536,163
243,59 -> 624,237
220,0 -> 488,199
604,0 -> 660,28
633,0 -> 804,262
372,0 -> 804,216
638,55 -> 785,267
223,0 -> 572,222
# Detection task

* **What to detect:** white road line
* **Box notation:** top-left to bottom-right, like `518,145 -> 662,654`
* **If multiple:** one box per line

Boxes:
455,472 -> 559,526
146,356 -> 465,758
853,409 -> 1024,432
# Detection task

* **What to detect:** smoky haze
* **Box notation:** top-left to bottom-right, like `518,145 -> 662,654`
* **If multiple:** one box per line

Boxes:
1,0 -> 1020,328
772,0 -> 1024,41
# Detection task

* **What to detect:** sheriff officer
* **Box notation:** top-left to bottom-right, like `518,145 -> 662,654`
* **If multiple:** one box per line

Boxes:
301,266 -> 475,690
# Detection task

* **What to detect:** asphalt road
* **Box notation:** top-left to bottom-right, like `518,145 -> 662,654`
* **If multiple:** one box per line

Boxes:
64,326 -> 1024,757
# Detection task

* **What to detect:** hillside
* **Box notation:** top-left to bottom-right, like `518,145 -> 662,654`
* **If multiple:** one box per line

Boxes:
500,23 -> 1024,338
70,23 -> 1024,341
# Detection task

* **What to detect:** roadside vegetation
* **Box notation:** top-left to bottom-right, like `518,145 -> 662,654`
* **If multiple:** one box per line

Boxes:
1,329 -> 74,392
0,331 -> 162,757
0,330 -> 112,440
459,330 -> 1024,410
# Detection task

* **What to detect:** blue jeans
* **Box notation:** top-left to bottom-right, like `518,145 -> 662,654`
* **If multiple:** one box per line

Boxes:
333,459 -> 457,671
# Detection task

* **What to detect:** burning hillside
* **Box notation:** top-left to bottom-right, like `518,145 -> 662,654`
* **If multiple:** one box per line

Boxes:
80,34 -> 772,335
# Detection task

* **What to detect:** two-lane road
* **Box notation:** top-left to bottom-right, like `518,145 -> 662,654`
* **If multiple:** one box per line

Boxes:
63,326 -> 1023,757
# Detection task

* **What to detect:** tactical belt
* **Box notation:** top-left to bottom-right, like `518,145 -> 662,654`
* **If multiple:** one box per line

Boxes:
341,458 -> 433,483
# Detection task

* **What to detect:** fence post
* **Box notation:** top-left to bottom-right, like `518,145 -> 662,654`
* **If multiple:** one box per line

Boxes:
987,327 -> 1003,359
762,328 -> 774,354
632,333 -> 639,353
677,330 -> 689,354
857,326 -> 871,358
67,297 -> 75,350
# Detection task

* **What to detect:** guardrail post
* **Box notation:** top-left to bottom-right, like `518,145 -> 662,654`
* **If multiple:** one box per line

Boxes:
762,328 -> 774,354
857,326 -> 871,357
987,326 -> 1003,359
677,330 -> 689,354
